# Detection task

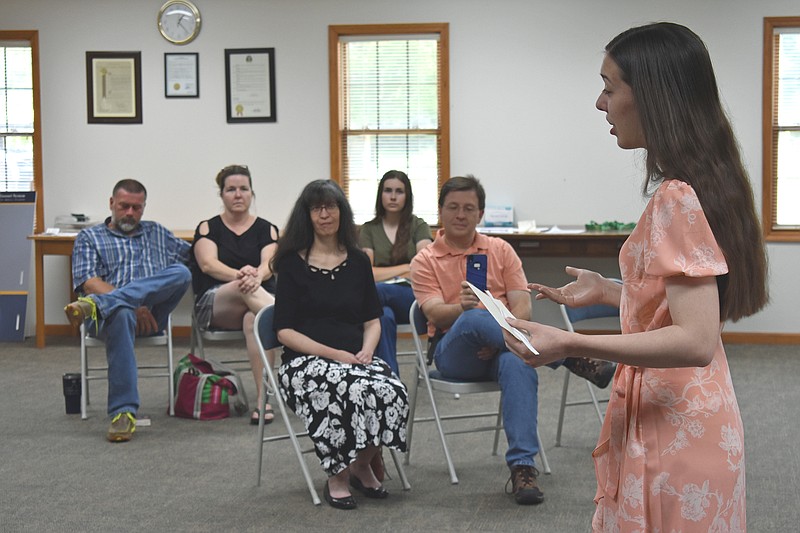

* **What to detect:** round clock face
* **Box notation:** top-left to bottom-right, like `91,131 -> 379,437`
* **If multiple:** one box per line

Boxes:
158,0 -> 201,45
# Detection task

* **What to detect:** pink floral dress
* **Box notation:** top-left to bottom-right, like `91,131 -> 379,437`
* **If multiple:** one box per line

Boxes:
592,180 -> 746,532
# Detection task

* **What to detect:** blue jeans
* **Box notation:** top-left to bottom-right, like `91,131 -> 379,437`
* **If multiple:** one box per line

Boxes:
434,308 -> 540,468
88,264 -> 191,417
374,282 -> 415,375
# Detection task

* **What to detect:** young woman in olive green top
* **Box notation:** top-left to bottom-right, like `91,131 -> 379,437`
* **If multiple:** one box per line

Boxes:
359,170 -> 432,374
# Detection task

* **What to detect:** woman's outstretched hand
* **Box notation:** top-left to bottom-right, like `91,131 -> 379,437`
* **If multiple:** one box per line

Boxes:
529,266 -> 608,308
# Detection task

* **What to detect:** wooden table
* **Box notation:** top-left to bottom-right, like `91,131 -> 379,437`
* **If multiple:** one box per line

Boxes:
28,230 -> 194,348
484,228 -> 630,258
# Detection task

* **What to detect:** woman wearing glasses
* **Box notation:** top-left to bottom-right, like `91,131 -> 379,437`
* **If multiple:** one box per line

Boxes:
359,170 -> 432,374
191,164 -> 279,425
271,179 -> 408,510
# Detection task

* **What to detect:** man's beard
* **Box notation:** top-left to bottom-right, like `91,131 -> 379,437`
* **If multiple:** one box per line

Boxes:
115,217 -> 138,233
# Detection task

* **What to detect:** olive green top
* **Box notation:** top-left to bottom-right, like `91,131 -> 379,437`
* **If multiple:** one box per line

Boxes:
358,215 -> 432,266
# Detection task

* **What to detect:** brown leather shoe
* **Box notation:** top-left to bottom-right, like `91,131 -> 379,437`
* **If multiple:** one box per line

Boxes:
563,357 -> 617,389
506,465 -> 544,505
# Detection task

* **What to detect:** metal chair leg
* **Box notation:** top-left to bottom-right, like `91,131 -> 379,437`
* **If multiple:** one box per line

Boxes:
536,428 -> 551,475
555,370 -> 571,446
404,362 -> 421,466
388,449 -> 411,490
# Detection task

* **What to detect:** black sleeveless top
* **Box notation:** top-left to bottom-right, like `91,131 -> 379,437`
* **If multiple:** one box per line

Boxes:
190,215 -> 279,300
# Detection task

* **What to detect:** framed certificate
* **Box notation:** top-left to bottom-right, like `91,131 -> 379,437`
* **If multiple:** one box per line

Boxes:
165,53 -> 199,98
86,51 -> 142,124
224,48 -> 276,123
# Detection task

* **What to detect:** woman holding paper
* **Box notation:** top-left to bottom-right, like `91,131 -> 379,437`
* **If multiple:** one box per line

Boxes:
503,23 -> 767,532
359,170 -> 432,374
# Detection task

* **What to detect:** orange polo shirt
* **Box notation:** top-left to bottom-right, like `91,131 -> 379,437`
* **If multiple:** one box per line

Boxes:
410,229 -> 529,336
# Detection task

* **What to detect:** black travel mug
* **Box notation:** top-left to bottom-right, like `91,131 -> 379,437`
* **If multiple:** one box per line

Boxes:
62,373 -> 81,415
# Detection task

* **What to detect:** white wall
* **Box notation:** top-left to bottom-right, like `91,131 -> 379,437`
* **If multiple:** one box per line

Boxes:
2,0 -> 798,334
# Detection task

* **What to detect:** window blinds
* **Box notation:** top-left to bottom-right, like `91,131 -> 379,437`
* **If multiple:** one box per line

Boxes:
0,44 -> 34,192
340,36 -> 441,224
774,29 -> 800,227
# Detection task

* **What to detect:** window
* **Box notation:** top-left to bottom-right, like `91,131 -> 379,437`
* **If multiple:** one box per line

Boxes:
0,31 -> 42,231
763,17 -> 800,241
329,23 -> 449,225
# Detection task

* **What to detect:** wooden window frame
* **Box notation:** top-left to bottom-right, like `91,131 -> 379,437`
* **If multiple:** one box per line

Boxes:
328,23 -> 450,220
763,17 -> 800,242
0,30 -> 42,232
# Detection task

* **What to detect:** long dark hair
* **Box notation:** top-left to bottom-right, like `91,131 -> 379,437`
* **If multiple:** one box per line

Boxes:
606,22 -> 768,321
272,179 -> 359,272
370,170 -> 415,264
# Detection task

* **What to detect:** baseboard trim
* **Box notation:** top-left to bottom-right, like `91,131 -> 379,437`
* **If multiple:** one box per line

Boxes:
721,332 -> 800,345
43,324 -> 194,338
44,325 -> 76,336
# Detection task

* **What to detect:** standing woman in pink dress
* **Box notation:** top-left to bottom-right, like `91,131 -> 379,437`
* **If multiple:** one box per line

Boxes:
504,23 -> 768,532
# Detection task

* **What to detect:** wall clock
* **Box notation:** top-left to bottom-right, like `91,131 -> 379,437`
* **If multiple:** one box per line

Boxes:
158,0 -> 201,45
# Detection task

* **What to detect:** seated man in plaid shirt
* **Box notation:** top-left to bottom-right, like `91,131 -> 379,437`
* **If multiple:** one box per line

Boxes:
65,179 -> 191,442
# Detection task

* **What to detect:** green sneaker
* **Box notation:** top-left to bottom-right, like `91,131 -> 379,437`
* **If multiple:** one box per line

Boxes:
64,296 -> 99,333
107,412 -> 136,443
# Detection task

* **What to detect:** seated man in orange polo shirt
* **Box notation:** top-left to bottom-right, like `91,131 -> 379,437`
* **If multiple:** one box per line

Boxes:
410,175 -> 614,506
410,175 -> 544,505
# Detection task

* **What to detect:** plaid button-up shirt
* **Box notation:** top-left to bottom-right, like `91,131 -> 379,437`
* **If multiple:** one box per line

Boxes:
72,218 -> 190,292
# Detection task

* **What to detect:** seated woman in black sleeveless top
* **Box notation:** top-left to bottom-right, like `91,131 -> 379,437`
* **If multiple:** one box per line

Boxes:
191,164 -> 279,425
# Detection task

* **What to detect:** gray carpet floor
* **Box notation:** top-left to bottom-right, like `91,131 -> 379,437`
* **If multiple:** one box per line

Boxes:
1,337 -> 797,532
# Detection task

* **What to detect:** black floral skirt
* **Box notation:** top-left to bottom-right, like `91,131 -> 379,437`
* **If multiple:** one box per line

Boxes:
278,356 -> 409,476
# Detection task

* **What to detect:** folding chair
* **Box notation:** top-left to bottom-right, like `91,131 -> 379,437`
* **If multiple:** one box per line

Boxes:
405,301 -> 550,484
555,302 -> 620,446
253,305 -> 411,506
189,304 -> 250,406
395,322 -> 417,368
189,303 -> 247,360
79,314 -> 175,420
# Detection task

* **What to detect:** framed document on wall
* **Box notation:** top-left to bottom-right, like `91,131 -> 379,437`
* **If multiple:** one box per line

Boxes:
224,48 -> 276,123
165,53 -> 199,98
85,51 -> 142,124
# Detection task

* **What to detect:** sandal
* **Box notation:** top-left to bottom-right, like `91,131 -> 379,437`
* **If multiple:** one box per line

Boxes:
250,405 -> 275,426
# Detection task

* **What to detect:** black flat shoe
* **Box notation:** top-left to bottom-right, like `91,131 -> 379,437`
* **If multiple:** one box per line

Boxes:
350,474 -> 389,499
324,481 -> 357,510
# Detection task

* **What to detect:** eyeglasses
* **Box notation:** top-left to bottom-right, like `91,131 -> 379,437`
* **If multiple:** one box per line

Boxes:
442,203 -> 479,215
310,203 -> 340,214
